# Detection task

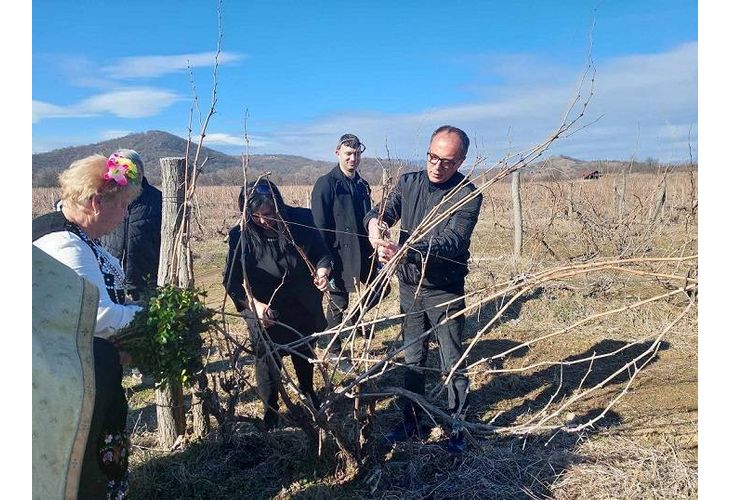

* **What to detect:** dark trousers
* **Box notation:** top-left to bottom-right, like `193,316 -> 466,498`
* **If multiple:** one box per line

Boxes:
321,290 -> 350,350
78,337 -> 129,499
251,323 -> 319,428
320,277 -> 391,351
399,282 -> 469,427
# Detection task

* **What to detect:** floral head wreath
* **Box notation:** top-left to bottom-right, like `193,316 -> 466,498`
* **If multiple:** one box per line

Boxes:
103,152 -> 141,186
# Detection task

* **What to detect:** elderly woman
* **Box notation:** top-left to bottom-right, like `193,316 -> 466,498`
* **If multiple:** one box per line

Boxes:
223,179 -> 332,430
33,150 -> 144,499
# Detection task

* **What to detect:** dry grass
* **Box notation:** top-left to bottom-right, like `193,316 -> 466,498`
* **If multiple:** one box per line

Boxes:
33,170 -> 698,499
552,435 -> 697,499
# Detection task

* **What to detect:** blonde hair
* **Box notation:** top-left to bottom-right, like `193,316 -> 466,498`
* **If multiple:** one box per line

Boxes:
59,154 -> 142,208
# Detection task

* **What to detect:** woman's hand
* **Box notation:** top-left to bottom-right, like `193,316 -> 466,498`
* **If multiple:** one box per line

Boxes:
252,299 -> 275,328
108,335 -> 133,365
119,351 -> 133,366
313,267 -> 331,291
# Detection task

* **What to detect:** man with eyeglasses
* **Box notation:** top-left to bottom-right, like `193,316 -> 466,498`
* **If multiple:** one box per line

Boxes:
365,125 -> 483,455
311,134 -> 388,372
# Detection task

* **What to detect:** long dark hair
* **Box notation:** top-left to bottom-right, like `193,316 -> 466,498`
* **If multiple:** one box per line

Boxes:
238,179 -> 291,259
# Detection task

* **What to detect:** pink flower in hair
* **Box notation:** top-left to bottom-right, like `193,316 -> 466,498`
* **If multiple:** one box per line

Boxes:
104,153 -> 139,186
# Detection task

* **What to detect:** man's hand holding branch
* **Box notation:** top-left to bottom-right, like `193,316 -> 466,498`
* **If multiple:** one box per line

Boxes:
368,219 -> 399,263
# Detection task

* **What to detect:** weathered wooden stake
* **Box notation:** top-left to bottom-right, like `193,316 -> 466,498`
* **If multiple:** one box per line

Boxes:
155,382 -> 184,448
618,169 -> 627,223
568,182 -> 575,218
689,168 -> 697,219
156,157 -> 212,446
650,173 -> 667,224
155,158 -> 187,448
158,157 -> 192,288
512,171 -> 523,259
155,157 -> 188,448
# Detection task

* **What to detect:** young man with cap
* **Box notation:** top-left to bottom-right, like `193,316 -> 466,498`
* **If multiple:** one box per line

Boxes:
311,134 -> 387,371
365,125 -> 483,455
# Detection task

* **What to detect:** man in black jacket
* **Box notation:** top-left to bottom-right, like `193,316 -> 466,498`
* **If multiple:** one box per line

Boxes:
311,134 -> 387,370
365,125 -> 482,454
100,149 -> 162,301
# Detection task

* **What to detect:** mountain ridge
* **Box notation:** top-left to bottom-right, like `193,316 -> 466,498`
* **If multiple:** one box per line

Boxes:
32,130 -> 407,187
32,130 -> 685,187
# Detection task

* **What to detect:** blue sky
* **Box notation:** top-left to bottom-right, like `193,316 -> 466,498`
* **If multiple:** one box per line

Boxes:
32,1 -> 698,163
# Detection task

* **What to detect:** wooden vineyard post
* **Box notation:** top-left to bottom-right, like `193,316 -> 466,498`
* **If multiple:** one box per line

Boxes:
618,169 -> 627,223
155,157 -> 187,448
650,172 -> 667,225
156,157 -> 211,447
568,182 -> 575,218
511,171 -> 523,260
158,157 -> 193,288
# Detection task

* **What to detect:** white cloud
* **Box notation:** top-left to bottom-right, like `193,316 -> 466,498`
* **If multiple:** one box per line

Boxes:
35,44 -> 697,163
80,88 -> 181,117
591,42 -> 697,116
101,130 -> 132,140
33,51 -> 245,123
242,43 -> 697,163
51,51 -> 245,88
193,133 -> 272,149
196,133 -> 244,147
103,52 -> 246,79
33,101 -> 90,123
33,87 -> 183,122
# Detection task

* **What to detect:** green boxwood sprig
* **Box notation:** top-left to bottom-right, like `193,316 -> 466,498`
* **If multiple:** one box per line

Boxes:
115,285 -> 217,388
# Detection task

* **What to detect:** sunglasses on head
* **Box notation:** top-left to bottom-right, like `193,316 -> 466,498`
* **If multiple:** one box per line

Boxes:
250,182 -> 273,196
338,139 -> 366,154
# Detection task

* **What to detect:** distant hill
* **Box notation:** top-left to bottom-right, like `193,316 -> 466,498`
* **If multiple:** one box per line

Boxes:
31,130 -> 417,187
32,130 -> 692,187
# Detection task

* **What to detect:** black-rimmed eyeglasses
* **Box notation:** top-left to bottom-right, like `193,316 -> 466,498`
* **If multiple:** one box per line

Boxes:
427,151 -> 461,169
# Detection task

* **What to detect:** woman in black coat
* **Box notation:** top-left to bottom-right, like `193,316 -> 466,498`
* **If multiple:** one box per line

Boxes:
223,179 -> 332,429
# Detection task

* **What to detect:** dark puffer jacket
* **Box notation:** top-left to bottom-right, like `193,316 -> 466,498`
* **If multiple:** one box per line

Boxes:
364,170 -> 483,290
311,166 -> 375,292
101,177 -> 162,299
